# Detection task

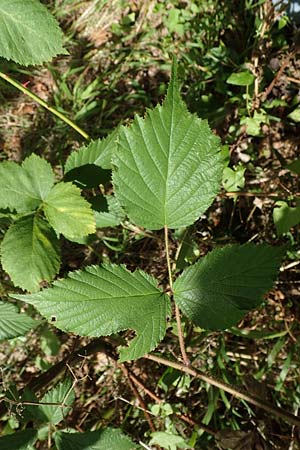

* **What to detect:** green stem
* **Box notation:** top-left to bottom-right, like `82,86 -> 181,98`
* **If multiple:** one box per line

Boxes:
0,71 -> 90,141
144,353 -> 300,428
164,225 -> 189,366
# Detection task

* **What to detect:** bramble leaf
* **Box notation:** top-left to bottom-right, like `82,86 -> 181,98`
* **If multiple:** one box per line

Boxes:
113,60 -> 223,230
1,214 -> 60,291
0,429 -> 37,450
0,154 -> 55,213
273,201 -> 300,235
31,378 -> 75,425
14,265 -> 171,361
54,428 -> 141,450
90,195 -> 125,228
65,128 -> 118,173
43,182 -> 96,238
0,301 -> 39,340
174,244 -> 284,330
0,0 -> 67,66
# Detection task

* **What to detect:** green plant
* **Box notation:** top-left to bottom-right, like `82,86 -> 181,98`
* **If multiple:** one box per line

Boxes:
1,2 -> 300,449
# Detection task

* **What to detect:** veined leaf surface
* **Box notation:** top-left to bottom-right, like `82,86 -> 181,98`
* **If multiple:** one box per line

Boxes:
0,301 -> 38,340
43,182 -> 96,238
0,429 -> 37,450
14,265 -> 171,361
174,244 -> 284,330
55,428 -> 141,450
113,61 -> 223,230
1,214 -> 60,291
0,154 -> 55,213
65,128 -> 118,173
0,0 -> 67,66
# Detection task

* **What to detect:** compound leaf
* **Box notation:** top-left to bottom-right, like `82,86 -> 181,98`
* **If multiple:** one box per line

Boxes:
273,201 -> 300,235
174,244 -> 284,330
0,154 -> 55,213
14,265 -> 170,361
0,301 -> 38,340
55,428 -> 141,450
0,429 -> 37,450
65,128 -> 118,174
1,214 -> 60,291
113,60 -> 223,230
43,182 -> 96,239
0,0 -> 67,66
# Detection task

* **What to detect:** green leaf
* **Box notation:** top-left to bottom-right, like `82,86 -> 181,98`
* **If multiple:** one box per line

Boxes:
273,201 -> 300,235
1,214 -> 60,291
0,429 -> 37,450
286,159 -> 300,175
0,301 -> 38,340
91,195 -> 125,228
13,264 -> 171,361
113,60 -> 223,230
64,165 -> 111,189
54,428 -> 141,450
288,107 -> 300,122
65,128 -> 118,173
150,431 -> 191,450
173,244 -> 284,330
34,378 -> 75,425
227,71 -> 254,86
0,154 -> 55,213
0,0 -> 67,66
43,182 -> 96,239
222,165 -> 246,192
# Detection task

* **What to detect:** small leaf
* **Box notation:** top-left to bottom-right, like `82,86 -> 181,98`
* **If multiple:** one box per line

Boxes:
90,195 -> 125,228
273,201 -> 300,235
173,244 -> 284,330
0,0 -> 67,66
65,128 -> 118,173
227,71 -> 254,86
0,429 -> 37,450
286,159 -> 300,175
222,165 -> 246,192
113,59 -> 223,230
0,301 -> 39,340
1,214 -> 60,291
54,428 -> 141,450
288,107 -> 300,122
34,378 -> 75,425
43,182 -> 96,239
0,154 -> 55,213
13,265 -> 171,361
150,431 -> 191,450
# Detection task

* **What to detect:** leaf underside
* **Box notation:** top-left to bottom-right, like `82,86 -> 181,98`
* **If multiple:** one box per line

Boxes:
113,60 -> 223,230
174,244 -> 284,330
0,154 -> 54,213
0,0 -> 67,65
14,264 -> 171,361
54,428 -> 140,450
0,301 -> 38,340
1,214 -> 60,292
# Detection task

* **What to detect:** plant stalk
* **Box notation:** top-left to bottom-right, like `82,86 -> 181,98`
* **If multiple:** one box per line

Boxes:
0,71 -> 90,141
164,225 -> 189,366
144,353 -> 300,428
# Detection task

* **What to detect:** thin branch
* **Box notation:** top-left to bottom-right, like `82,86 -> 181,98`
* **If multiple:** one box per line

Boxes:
143,353 -> 300,428
164,225 -> 189,366
0,72 -> 90,141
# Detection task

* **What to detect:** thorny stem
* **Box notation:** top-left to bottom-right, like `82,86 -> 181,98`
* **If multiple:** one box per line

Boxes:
164,225 -> 189,366
0,71 -> 90,141
144,353 -> 300,428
